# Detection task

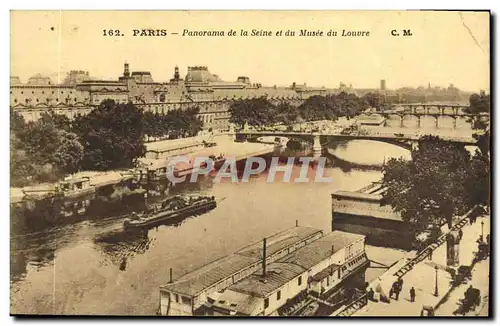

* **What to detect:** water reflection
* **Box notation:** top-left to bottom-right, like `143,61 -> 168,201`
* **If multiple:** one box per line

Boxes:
10,140 -> 410,315
328,139 -> 411,166
94,230 -> 151,270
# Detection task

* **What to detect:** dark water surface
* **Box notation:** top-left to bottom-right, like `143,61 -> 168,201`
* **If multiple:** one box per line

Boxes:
10,141 -> 409,315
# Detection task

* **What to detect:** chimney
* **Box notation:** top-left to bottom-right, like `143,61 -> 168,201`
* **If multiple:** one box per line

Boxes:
169,268 -> 173,283
296,220 -> 299,227
124,61 -> 130,77
262,238 -> 267,277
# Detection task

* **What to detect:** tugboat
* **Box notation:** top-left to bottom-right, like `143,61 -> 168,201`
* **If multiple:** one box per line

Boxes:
123,195 -> 217,230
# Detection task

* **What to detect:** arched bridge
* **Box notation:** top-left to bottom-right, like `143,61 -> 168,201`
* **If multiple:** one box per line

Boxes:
234,129 -> 480,153
389,103 -> 471,115
372,107 -> 490,129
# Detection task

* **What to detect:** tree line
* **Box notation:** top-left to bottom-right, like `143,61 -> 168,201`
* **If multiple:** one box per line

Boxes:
467,91 -> 490,114
10,100 -> 203,187
382,135 -> 489,234
229,92 -> 387,128
382,91 -> 490,238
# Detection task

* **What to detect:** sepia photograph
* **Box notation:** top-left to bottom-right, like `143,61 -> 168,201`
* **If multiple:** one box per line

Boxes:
8,10 -> 491,317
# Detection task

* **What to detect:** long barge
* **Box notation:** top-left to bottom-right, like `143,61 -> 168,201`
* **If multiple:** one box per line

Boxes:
124,195 -> 217,230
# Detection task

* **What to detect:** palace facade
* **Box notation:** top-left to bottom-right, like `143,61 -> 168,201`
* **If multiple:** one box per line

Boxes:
10,63 -> 335,133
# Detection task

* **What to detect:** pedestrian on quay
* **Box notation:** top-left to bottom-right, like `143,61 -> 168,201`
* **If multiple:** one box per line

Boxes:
458,229 -> 463,241
398,278 -> 404,292
390,281 -> 398,300
367,288 -> 375,302
410,287 -> 416,303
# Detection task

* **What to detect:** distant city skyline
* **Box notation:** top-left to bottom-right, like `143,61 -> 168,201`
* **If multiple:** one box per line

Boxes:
11,11 -> 490,92
11,65 -> 475,93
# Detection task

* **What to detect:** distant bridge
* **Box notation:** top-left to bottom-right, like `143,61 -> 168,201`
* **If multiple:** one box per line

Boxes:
360,111 -> 489,129
389,103 -> 470,115
235,129 -> 480,153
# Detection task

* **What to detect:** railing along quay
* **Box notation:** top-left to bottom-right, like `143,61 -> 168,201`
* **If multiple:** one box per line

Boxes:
393,207 -> 476,279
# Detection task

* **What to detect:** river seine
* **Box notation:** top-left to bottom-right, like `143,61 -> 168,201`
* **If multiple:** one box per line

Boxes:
10,140 -> 410,315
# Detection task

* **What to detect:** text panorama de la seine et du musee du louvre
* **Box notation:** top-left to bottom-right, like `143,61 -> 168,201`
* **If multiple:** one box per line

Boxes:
103,29 -> 371,37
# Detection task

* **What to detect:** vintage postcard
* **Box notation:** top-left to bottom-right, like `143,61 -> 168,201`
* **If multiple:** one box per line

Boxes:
9,10 -> 490,317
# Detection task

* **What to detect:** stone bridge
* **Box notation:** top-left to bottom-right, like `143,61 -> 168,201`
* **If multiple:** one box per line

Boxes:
390,103 -> 470,115
363,111 -> 489,129
235,129 -> 479,155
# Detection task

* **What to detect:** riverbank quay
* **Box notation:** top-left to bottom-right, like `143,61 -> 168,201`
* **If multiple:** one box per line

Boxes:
10,170 -> 136,205
10,134 -> 275,206
349,211 -> 490,317
137,135 -> 276,182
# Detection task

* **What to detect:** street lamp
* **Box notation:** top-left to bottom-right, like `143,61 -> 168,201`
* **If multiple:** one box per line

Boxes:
434,265 -> 439,297
481,221 -> 484,238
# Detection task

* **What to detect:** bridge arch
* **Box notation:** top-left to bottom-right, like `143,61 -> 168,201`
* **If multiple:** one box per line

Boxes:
401,114 -> 418,128
385,114 -> 402,127
427,106 -> 440,114
414,106 -> 426,114
419,115 -> 438,129
443,107 -> 455,115
437,115 -> 455,129
323,135 -> 414,151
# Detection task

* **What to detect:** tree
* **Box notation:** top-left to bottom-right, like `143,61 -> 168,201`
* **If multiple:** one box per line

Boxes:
362,92 -> 386,110
184,107 -> 203,137
38,110 -> 72,132
467,91 -> 490,114
53,131 -> 84,174
382,136 -> 471,231
161,107 -> 203,139
72,100 -> 146,170
10,131 -> 35,187
474,130 -> 490,156
10,110 -> 83,185
275,102 -> 298,124
229,97 -> 276,128
21,113 -> 65,166
10,108 -> 26,136
143,111 -> 163,141
464,149 -> 490,208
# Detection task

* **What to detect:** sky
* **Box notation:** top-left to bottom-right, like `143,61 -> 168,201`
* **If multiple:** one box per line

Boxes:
10,10 -> 490,92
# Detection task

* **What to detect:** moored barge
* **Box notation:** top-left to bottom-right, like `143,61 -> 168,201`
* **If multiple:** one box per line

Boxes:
123,195 -> 216,230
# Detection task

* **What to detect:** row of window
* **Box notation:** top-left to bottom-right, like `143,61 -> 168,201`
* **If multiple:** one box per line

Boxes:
347,253 -> 365,269
12,90 -> 75,95
13,97 -> 85,104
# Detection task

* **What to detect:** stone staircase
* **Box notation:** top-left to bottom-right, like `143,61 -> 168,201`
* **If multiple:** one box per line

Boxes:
394,209 -> 474,279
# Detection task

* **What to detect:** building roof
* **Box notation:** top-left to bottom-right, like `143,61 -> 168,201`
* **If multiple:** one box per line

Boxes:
161,226 -> 322,297
229,262 -> 306,298
146,137 -> 202,152
236,226 -> 322,259
332,190 -> 382,202
161,254 -> 260,297
278,231 -> 365,270
311,264 -> 340,282
227,231 -> 364,299
185,67 -> 222,83
209,289 -> 263,316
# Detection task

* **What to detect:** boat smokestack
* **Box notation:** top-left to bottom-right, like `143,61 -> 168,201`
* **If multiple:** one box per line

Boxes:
296,220 -> 298,227
169,268 -> 173,283
262,238 -> 267,277
331,245 -> 335,256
